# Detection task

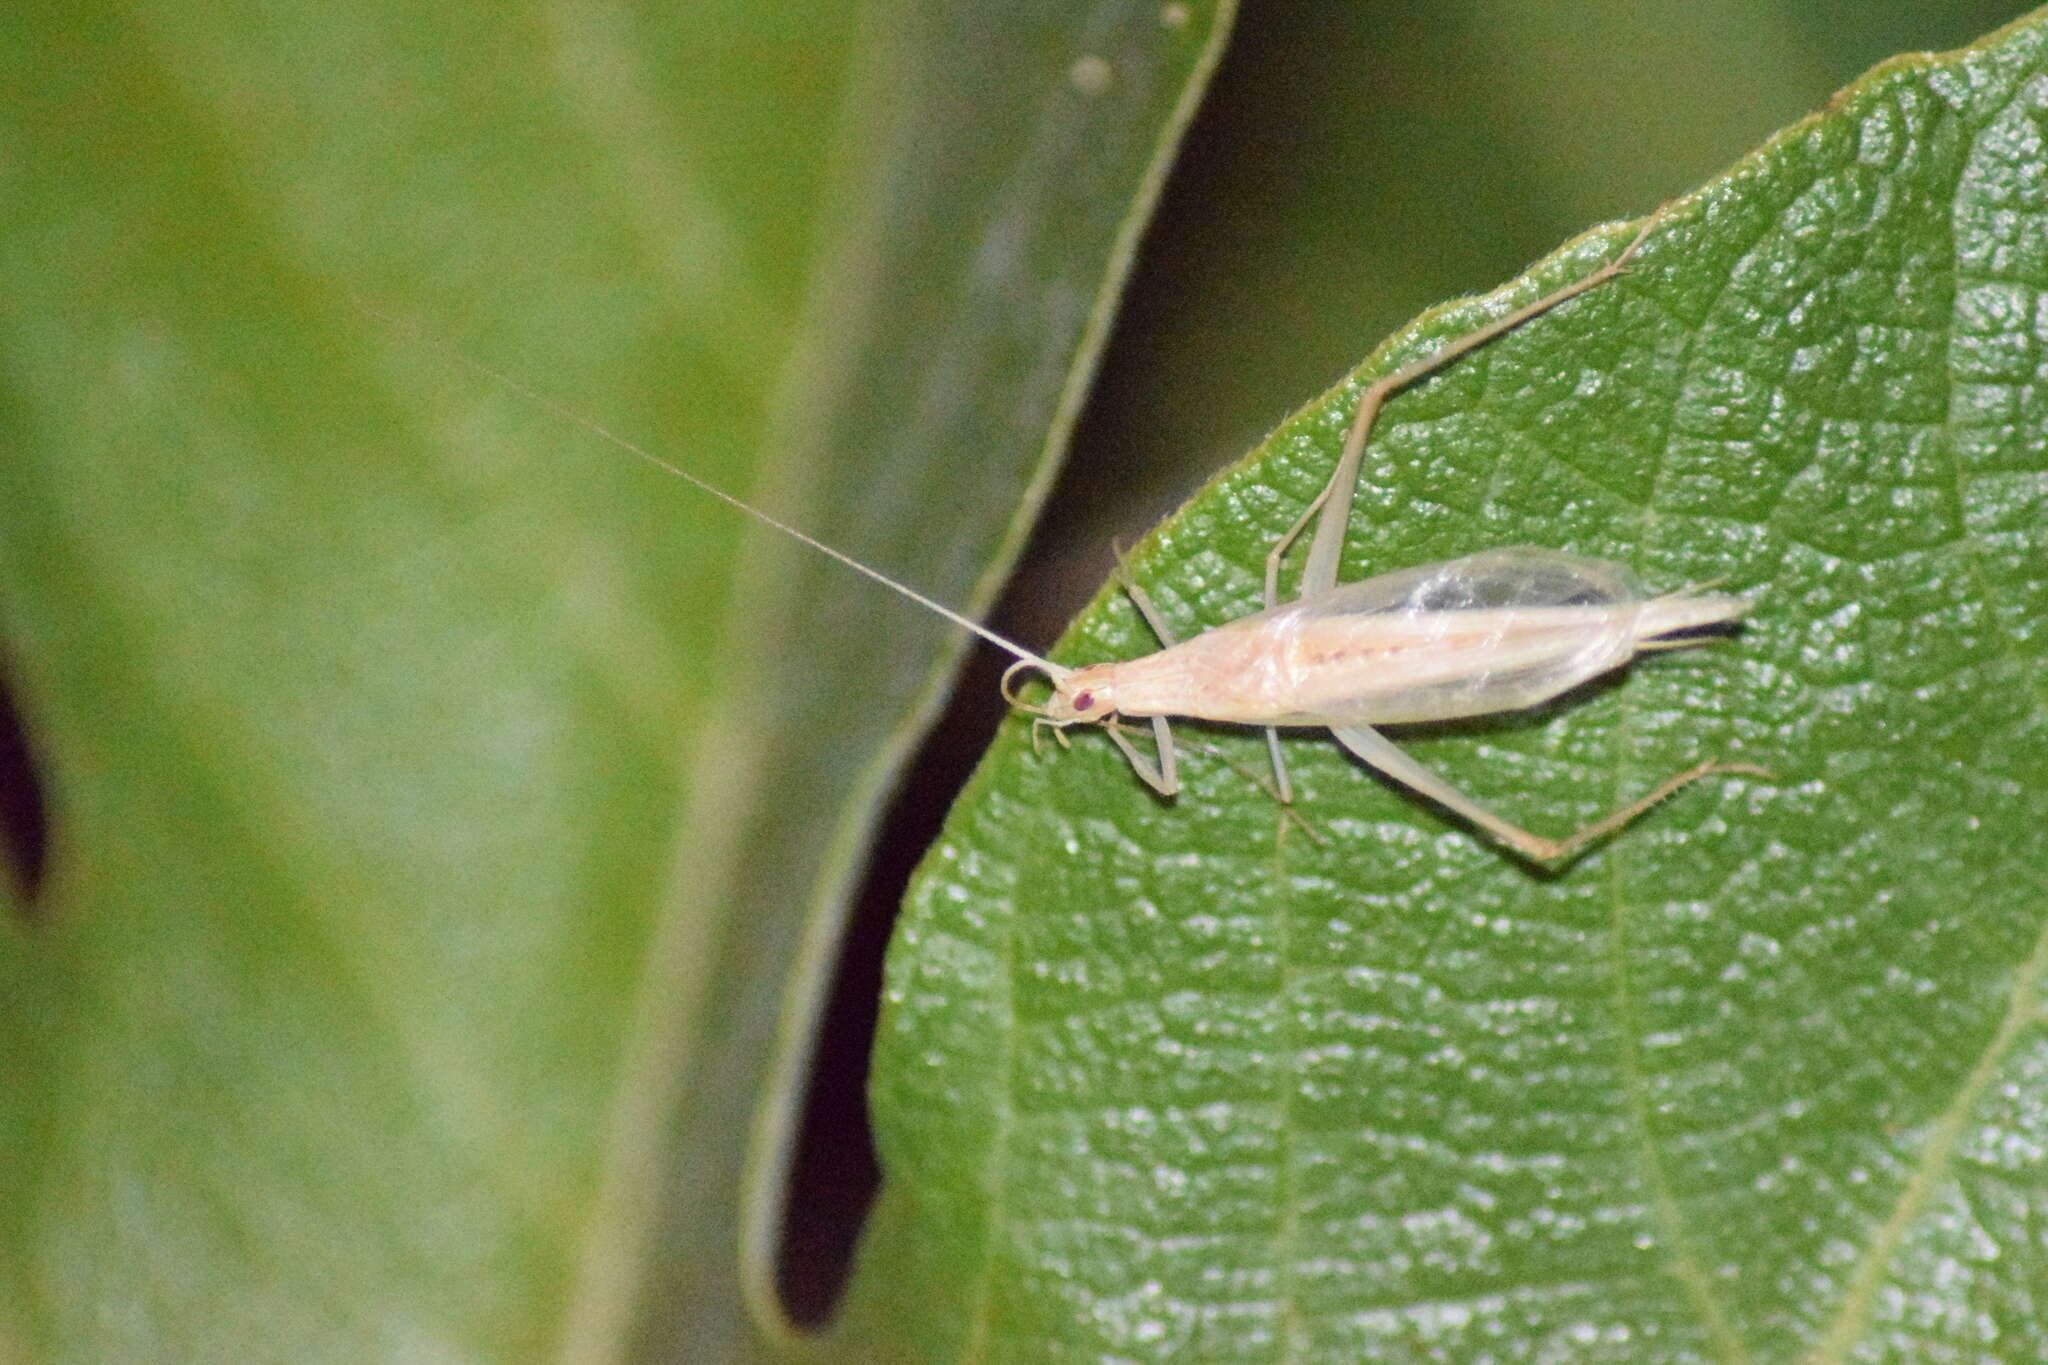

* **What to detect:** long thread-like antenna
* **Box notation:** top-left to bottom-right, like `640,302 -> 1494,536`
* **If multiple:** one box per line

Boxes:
385,314 -> 1067,678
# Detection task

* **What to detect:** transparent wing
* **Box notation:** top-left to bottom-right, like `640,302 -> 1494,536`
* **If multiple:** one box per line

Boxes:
1248,548 -> 1650,726
1296,546 -> 1644,618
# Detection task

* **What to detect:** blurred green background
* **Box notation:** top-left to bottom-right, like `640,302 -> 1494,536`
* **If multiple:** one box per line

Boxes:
0,1 -> 2035,1361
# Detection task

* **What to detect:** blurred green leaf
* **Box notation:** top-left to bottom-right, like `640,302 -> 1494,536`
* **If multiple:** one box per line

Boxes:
0,3 -> 863,1359
867,13 -> 2048,1362
631,4 -> 1237,1359
0,0 -> 1232,1360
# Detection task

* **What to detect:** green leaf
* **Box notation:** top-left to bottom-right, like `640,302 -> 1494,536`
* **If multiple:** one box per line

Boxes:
867,13 -> 2048,1363
0,1 -> 1232,1361
0,4 -> 861,1359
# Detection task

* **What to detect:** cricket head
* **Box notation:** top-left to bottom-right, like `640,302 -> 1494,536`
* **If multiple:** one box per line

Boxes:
1000,659 -> 1118,728
1043,663 -> 1119,725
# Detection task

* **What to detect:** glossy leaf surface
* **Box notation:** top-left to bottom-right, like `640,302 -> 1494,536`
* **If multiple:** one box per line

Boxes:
867,15 -> 2048,1362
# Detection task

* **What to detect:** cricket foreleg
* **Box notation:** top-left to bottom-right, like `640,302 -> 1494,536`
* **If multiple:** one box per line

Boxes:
1329,724 -> 1756,865
1108,564 -> 1182,797
1287,205 -> 1669,601
1114,562 -> 1298,805
1103,716 -> 1178,796
1121,572 -> 1295,801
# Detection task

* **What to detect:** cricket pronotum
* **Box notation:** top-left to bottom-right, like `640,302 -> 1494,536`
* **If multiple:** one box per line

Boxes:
448,204 -> 1760,864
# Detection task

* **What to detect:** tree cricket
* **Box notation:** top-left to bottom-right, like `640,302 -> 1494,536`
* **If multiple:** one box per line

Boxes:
456,205 -> 1758,864
1007,206 -> 1763,862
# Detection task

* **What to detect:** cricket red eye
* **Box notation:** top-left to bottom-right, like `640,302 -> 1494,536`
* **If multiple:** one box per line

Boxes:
1071,690 -> 1095,712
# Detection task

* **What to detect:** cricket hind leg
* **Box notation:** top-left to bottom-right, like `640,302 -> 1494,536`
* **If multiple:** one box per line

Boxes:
1244,206 -> 1664,803
1273,204 -> 1670,604
1329,723 -> 1757,865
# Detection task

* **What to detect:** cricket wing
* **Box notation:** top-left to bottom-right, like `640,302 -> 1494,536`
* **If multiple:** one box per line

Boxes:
1270,547 -> 1650,726
1297,546 -> 1644,618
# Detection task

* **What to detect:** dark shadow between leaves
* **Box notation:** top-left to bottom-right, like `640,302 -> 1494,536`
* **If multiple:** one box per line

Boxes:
771,636 -> 1015,1328
0,650 -> 48,915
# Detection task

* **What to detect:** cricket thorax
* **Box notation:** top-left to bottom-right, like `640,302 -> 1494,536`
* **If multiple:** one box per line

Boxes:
1086,619 -> 1306,725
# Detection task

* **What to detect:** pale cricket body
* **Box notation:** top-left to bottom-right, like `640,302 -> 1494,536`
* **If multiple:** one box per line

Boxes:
447,203 -> 1758,864
1009,544 -> 1753,862
1044,550 -> 1743,730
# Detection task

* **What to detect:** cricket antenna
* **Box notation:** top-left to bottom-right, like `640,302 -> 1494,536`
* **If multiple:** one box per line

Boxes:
380,309 -> 1069,679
